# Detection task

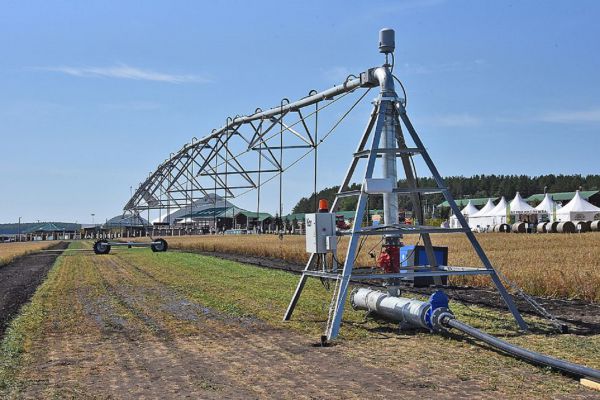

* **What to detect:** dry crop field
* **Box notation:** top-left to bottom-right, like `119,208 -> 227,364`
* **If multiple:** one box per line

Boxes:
150,232 -> 600,303
0,241 -> 599,399
0,242 -> 55,266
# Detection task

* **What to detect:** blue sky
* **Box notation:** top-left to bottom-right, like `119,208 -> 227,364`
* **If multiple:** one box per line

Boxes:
1,0 -> 599,223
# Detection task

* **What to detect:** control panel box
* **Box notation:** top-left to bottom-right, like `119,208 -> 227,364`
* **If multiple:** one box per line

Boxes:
305,213 -> 337,253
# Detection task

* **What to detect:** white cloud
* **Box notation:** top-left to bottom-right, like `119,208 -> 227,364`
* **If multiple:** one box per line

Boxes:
34,64 -> 211,84
535,107 -> 600,123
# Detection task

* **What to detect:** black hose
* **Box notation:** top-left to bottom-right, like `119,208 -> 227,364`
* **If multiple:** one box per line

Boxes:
443,317 -> 600,382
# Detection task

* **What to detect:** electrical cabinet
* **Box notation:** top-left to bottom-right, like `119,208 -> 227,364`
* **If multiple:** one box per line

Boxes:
305,213 -> 337,253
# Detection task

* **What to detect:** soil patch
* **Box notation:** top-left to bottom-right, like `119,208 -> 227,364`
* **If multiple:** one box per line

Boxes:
0,241 -> 68,337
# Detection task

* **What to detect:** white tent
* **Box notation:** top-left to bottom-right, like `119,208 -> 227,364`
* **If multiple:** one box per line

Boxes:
468,196 -> 509,229
449,200 -> 479,228
535,193 -> 559,222
487,196 -> 510,222
467,198 -> 495,230
470,198 -> 495,218
509,192 -> 544,215
555,190 -> 600,222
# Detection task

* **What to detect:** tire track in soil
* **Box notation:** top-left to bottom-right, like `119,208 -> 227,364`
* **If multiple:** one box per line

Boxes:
31,253 -> 253,399
74,253 -> 491,398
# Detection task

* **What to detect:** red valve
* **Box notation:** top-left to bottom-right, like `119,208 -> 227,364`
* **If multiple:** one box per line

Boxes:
376,245 -> 400,273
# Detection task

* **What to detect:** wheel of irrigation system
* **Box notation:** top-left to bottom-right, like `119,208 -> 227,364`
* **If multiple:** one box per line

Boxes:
93,240 -> 111,255
151,238 -> 168,253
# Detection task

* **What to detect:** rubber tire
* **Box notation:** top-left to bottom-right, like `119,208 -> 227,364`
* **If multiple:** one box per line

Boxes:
151,238 -> 168,253
93,240 -> 111,255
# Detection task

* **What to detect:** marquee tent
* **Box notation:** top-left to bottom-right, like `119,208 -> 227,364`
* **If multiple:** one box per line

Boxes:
534,193 -> 560,222
449,200 -> 479,228
467,196 -> 509,229
469,198 -> 495,218
509,192 -> 545,215
555,190 -> 600,222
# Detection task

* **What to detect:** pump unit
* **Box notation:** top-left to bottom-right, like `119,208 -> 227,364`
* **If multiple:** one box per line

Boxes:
400,245 -> 448,287
305,213 -> 336,253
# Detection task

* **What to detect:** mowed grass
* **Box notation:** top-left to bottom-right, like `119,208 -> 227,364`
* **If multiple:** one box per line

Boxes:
1,242 -> 598,398
0,241 -> 55,266
150,233 -> 600,302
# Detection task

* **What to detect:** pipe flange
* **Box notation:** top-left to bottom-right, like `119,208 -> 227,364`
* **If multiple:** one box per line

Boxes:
350,288 -> 360,310
430,307 -> 453,332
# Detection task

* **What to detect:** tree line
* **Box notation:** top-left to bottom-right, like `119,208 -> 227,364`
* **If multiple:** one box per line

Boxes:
291,174 -> 600,214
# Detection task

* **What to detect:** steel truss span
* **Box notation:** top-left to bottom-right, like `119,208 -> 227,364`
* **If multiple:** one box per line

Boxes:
123,70 -> 382,215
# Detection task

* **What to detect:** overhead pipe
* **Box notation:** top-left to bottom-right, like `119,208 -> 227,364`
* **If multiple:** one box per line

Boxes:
125,68 -> 381,211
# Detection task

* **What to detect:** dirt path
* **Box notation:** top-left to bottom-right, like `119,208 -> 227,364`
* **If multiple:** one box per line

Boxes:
190,250 -> 600,335
0,241 -> 67,337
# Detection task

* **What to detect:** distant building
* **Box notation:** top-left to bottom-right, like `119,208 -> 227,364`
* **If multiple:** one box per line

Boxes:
525,190 -> 600,207
25,222 -> 79,241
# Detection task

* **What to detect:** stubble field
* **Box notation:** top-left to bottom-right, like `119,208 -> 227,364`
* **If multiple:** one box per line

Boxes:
0,242 -> 54,267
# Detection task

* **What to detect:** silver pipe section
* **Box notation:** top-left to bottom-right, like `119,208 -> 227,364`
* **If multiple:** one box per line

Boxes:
374,66 -> 396,97
374,66 -> 399,226
351,287 -> 431,329
176,77 -> 364,154
380,106 -> 399,226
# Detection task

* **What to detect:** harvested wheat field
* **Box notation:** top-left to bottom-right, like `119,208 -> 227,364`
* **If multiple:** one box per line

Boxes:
147,232 -> 600,303
0,242 -> 55,267
0,241 -> 599,399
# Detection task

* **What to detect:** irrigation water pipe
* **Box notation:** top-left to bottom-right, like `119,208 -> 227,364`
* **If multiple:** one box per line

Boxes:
350,288 -> 600,384
442,317 -> 600,382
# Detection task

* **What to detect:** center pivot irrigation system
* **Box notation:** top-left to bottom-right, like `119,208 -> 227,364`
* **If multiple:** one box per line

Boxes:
123,29 -> 600,385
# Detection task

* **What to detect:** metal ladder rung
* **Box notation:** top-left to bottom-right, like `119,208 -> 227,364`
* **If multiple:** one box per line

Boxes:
339,226 -> 469,236
335,190 -> 362,198
353,147 -> 423,158
336,187 -> 447,198
393,187 -> 447,195
303,267 -> 492,280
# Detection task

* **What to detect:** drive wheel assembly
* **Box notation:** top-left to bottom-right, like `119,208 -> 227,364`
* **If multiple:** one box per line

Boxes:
93,240 -> 111,255
151,238 -> 168,253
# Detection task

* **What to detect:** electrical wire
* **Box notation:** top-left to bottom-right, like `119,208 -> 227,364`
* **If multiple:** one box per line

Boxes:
392,75 -> 407,108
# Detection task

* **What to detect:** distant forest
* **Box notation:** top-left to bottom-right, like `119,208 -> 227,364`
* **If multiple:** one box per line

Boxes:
291,174 -> 600,214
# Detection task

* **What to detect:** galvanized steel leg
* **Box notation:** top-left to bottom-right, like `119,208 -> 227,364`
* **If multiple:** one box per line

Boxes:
397,103 -> 528,331
393,112 -> 441,284
327,101 -> 388,340
283,253 -> 316,320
